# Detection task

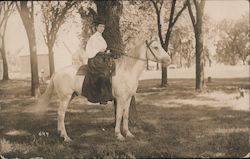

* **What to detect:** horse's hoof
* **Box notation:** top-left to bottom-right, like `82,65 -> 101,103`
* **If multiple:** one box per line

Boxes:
116,134 -> 125,141
125,131 -> 135,138
64,137 -> 72,142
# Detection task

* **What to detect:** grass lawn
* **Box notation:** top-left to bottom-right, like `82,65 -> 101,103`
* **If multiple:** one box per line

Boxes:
0,78 -> 249,158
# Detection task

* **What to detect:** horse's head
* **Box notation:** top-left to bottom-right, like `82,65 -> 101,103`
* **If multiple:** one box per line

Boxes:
146,36 -> 171,66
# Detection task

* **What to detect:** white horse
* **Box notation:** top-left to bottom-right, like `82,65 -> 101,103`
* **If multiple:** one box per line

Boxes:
35,37 -> 170,142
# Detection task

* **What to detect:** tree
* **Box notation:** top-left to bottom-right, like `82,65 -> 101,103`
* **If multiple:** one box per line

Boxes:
95,0 -> 125,55
40,1 -> 78,77
170,25 -> 195,68
120,1 -> 156,52
202,15 -> 215,67
78,0 -> 125,59
0,2 -> 14,81
203,46 -> 211,67
120,1 -> 158,70
187,0 -> 206,91
234,15 -> 249,65
215,15 -> 249,65
16,1 -> 40,97
150,0 -> 188,86
95,0 -> 142,125
78,1 -> 139,125
169,12 -> 213,69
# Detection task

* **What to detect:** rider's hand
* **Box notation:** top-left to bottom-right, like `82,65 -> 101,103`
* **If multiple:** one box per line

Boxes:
100,48 -> 106,52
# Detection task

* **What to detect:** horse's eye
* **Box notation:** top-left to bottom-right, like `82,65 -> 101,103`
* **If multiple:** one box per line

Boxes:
154,46 -> 158,50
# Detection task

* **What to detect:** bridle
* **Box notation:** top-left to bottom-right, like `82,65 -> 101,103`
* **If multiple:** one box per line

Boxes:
145,40 -> 160,62
120,40 -> 161,63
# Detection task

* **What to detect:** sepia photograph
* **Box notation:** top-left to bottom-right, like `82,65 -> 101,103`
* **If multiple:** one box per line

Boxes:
0,0 -> 249,158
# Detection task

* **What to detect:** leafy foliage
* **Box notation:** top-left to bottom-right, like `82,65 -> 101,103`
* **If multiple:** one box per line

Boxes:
170,25 -> 195,67
40,1 -> 78,43
120,1 -> 157,52
39,1 -> 78,76
215,15 -> 249,65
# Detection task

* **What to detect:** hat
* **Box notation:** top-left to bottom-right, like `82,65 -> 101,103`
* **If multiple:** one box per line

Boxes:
94,16 -> 106,26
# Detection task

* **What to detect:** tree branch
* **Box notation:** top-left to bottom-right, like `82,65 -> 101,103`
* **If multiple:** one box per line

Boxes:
31,1 -> 34,21
2,15 -> 9,48
162,0 -> 177,53
150,0 -> 159,13
168,0 -> 176,28
150,0 -> 164,46
159,0 -> 163,11
193,0 -> 198,11
172,0 -> 188,25
50,1 -> 77,36
2,16 -> 8,35
40,24 -> 48,45
187,0 -> 196,28
0,2 -> 14,28
200,0 -> 206,12
15,2 -> 21,13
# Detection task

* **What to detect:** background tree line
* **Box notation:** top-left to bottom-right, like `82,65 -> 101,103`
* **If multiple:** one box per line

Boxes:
214,14 -> 249,65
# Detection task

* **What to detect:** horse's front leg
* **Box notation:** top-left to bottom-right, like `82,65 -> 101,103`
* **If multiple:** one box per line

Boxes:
122,97 -> 135,138
58,95 -> 72,142
115,98 -> 125,141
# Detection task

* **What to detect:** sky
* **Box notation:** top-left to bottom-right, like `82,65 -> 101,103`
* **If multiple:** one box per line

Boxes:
204,0 -> 249,22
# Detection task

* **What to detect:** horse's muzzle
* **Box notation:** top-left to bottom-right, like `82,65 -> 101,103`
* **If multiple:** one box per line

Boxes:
161,57 -> 171,66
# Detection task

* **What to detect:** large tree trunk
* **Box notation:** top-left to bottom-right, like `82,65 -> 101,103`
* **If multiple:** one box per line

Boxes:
48,44 -> 55,77
17,2 -> 40,97
96,1 -> 125,54
187,0 -> 205,91
0,9 -> 10,81
0,49 -> 9,81
161,65 -> 168,86
27,24 -> 40,97
161,30 -> 172,87
0,40 -> 9,81
194,1 -> 205,91
195,32 -> 204,91
95,0 -> 138,125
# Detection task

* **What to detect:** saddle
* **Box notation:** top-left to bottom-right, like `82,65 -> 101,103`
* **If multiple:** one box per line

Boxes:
76,65 -> 88,76
77,56 -> 116,104
76,59 -> 116,76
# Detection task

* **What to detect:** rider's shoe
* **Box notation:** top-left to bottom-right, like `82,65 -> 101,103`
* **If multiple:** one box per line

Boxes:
100,101 -> 108,105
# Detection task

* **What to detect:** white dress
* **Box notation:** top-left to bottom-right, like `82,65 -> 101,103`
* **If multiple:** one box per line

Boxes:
85,32 -> 107,59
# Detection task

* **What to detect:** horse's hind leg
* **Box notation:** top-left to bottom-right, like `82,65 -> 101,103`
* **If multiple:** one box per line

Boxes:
57,95 -> 72,142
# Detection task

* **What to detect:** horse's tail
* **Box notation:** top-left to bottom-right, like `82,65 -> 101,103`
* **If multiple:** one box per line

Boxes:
32,75 -> 55,112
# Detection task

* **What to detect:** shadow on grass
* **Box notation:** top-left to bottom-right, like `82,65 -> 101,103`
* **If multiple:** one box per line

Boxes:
0,79 -> 249,158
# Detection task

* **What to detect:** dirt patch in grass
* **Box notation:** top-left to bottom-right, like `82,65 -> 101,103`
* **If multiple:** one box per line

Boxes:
0,78 -> 249,158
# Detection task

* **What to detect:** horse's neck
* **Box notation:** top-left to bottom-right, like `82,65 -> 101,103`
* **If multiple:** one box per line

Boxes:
118,42 -> 147,80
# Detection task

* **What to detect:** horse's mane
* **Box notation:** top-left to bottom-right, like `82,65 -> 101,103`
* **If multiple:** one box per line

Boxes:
116,41 -> 146,71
